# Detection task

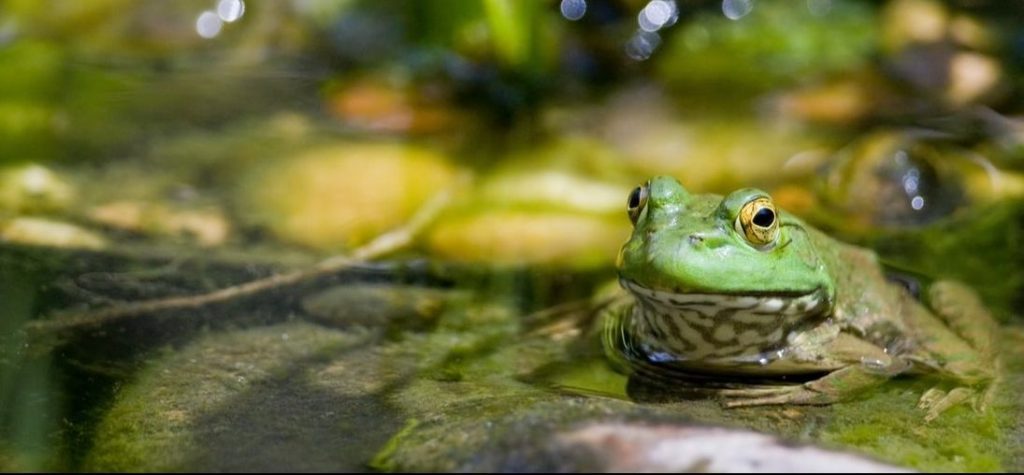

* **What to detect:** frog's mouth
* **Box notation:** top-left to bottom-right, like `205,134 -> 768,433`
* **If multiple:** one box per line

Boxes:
619,278 -> 831,360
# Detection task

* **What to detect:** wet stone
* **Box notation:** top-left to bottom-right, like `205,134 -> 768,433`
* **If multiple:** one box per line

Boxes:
515,421 -> 912,472
83,321 -> 416,472
81,305 -> 1022,473
299,283 -> 452,331
372,394 -> 912,473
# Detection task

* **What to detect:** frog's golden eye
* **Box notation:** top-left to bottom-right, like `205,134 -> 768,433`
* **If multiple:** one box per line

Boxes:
735,197 -> 779,248
627,183 -> 649,225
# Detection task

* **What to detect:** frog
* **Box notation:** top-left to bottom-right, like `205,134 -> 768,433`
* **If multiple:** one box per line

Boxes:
601,175 -> 999,421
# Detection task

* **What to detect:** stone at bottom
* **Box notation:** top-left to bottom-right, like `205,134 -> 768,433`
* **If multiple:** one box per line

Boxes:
550,422 -> 913,473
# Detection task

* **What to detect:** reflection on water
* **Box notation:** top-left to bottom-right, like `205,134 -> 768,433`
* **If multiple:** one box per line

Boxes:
2,0 -> 1024,471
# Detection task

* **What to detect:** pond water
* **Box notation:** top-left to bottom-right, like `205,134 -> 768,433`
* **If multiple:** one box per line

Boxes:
2,0 -> 1024,472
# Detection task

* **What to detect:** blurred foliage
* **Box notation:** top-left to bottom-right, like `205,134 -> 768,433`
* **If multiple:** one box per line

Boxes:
657,0 -> 878,96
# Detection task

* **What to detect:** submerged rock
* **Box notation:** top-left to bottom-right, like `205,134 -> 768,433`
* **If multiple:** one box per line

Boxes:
0,217 -> 106,250
425,210 -> 627,268
807,129 -> 1021,232
86,200 -> 231,247
424,153 -> 634,268
0,163 -> 76,214
81,291 -> 1021,473
235,142 -> 462,251
83,321 -> 408,472
299,283 -> 453,330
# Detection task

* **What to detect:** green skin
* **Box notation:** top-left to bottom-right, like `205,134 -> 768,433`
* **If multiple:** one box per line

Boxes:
604,176 -> 999,421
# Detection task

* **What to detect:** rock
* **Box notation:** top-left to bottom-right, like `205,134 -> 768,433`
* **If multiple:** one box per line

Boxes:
373,383 -> 887,473
0,217 -> 106,249
0,163 -> 76,214
234,142 -> 462,251
86,200 -> 231,247
551,422 -> 913,473
476,169 -> 629,216
815,129 -> 968,229
423,143 -> 634,268
425,210 -> 628,268
299,283 -> 453,330
83,321 -> 409,472
590,85 -> 834,192
81,297 -> 1020,473
374,327 -> 1015,473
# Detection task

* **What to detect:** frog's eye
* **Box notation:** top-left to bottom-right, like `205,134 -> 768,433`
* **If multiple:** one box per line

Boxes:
735,197 -> 779,248
627,183 -> 649,225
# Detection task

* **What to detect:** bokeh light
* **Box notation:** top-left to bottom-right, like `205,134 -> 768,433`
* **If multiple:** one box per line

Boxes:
722,0 -> 754,20
217,0 -> 245,23
560,0 -> 587,21
196,10 -> 223,39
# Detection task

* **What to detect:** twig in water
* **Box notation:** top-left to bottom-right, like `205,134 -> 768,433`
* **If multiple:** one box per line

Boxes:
23,186 -> 457,337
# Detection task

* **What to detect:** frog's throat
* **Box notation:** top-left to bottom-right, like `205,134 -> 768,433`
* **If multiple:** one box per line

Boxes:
620,278 -> 831,361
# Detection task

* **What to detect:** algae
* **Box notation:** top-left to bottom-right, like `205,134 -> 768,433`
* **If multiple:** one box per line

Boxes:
374,307 -> 1024,472
822,379 -> 1006,472
83,322 -> 383,471
819,326 -> 1024,472
76,270 -> 1024,472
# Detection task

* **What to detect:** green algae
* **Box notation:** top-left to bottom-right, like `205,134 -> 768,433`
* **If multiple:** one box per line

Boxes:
81,292 -> 526,472
534,356 -> 630,400
368,418 -> 422,472
78,276 -> 1024,472
818,327 -> 1024,472
822,380 -> 1006,472
82,322 -> 380,471
375,314 -> 1024,472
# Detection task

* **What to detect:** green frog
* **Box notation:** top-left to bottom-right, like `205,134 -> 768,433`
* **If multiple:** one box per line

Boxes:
602,176 -> 999,421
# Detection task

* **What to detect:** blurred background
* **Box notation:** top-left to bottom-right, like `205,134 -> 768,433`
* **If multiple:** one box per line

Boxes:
1,0 -> 1023,471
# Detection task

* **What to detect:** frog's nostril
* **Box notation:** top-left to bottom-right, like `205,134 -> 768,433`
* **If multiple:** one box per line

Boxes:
688,234 -> 704,245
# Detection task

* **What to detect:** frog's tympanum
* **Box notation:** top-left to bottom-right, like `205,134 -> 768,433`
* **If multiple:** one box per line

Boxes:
603,176 -> 998,421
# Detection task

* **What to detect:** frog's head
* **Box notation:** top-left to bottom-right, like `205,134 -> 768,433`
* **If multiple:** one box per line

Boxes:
616,176 -> 836,359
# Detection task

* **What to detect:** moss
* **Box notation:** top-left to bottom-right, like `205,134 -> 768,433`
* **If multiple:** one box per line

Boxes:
309,298 -> 1018,472
77,278 -> 1024,472
822,382 -> 1004,471
819,327 -> 1024,472
368,418 -> 422,472
534,357 -> 630,400
82,322 -> 376,471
